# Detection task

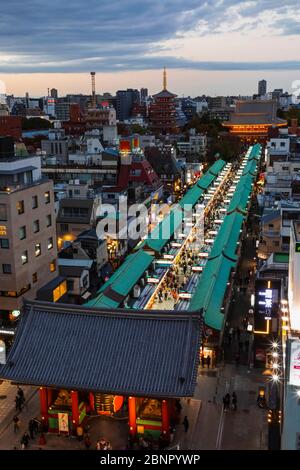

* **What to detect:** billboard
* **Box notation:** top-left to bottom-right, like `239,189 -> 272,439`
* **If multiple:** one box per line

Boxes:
289,340 -> 300,386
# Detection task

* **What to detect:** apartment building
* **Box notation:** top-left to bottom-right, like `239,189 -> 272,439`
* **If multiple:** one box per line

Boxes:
0,138 -> 57,322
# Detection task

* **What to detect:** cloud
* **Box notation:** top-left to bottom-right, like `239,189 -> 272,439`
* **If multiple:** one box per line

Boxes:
0,0 -> 299,72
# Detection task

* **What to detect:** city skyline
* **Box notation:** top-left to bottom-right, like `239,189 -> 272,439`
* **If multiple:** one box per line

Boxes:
1,69 -> 299,97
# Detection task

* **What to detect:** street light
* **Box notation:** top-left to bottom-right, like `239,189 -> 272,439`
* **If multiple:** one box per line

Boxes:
271,374 -> 280,383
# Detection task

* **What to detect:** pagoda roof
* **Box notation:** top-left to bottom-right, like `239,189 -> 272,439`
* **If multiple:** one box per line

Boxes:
153,89 -> 177,99
0,300 -> 202,398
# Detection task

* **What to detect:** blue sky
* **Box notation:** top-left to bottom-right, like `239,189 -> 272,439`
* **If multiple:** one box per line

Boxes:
0,0 -> 299,95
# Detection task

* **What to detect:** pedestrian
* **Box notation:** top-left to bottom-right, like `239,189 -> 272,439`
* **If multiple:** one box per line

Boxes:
236,327 -> 241,341
245,339 -> 250,351
21,432 -> 30,449
235,353 -> 240,367
29,419 -> 35,439
206,355 -> 211,369
223,393 -> 230,412
96,440 -> 101,450
238,341 -> 243,352
182,416 -> 189,432
84,434 -> 91,450
13,415 -> 20,433
17,387 -> 25,405
15,395 -> 20,411
232,392 -> 237,411
201,354 -> 206,368
175,398 -> 182,413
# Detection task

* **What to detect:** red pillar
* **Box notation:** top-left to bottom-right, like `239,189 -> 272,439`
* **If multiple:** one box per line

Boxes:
71,391 -> 79,431
161,399 -> 170,436
47,388 -> 53,406
128,396 -> 137,436
89,392 -> 95,411
39,387 -> 48,426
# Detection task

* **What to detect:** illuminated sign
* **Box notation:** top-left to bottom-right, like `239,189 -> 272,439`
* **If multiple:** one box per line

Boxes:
0,225 -> 7,235
178,292 -> 192,299
171,242 -> 181,248
192,266 -> 203,272
254,279 -> 281,333
289,340 -> 300,386
147,277 -> 160,284
258,288 -> 274,319
163,254 -> 174,260
58,413 -> 69,433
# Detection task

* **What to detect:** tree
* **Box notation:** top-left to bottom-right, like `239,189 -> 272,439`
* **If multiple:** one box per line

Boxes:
22,117 -> 52,130
208,134 -> 242,162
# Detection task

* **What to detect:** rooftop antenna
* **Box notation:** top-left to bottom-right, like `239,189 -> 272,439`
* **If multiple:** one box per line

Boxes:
90,72 -> 96,108
163,67 -> 167,90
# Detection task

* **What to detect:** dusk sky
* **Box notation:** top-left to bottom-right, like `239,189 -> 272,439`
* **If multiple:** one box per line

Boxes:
0,0 -> 300,96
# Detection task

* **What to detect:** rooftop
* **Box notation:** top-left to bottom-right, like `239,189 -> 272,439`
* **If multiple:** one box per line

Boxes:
0,300 -> 202,398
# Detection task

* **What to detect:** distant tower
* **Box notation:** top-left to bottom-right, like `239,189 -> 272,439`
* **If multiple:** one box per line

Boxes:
90,72 -> 96,108
258,79 -> 267,96
163,67 -> 167,90
51,88 -> 58,99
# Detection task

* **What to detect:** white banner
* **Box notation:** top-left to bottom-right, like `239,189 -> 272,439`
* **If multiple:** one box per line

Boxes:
289,340 -> 300,386
0,340 -> 6,364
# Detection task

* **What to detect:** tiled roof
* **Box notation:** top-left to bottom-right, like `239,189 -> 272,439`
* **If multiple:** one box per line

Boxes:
0,300 -> 202,398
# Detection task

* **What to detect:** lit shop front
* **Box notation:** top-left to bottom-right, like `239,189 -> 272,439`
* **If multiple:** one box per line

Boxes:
0,300 -> 201,443
41,388 -> 125,434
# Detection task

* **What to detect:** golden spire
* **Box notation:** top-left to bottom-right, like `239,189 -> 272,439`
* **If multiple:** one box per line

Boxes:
163,67 -> 167,90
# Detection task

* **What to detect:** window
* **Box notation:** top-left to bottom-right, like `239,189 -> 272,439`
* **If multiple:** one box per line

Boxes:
268,224 -> 274,228
33,220 -> 40,233
0,204 -> 8,221
32,195 -> 38,209
2,263 -> 11,274
32,272 -> 38,283
0,238 -> 9,249
19,226 -> 26,240
280,142 -> 286,147
74,189 -> 80,195
35,243 -> 41,257
21,251 -> 28,265
48,237 -> 53,250
60,223 -> 68,233
50,259 -> 56,272
46,214 -> 52,227
44,191 -> 50,204
17,200 -> 24,215
53,280 -> 67,302
82,275 -> 88,288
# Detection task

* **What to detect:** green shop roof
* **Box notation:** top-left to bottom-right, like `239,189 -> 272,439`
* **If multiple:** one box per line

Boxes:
178,185 -> 203,208
189,254 -> 235,330
144,207 -> 183,252
86,250 -> 154,308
